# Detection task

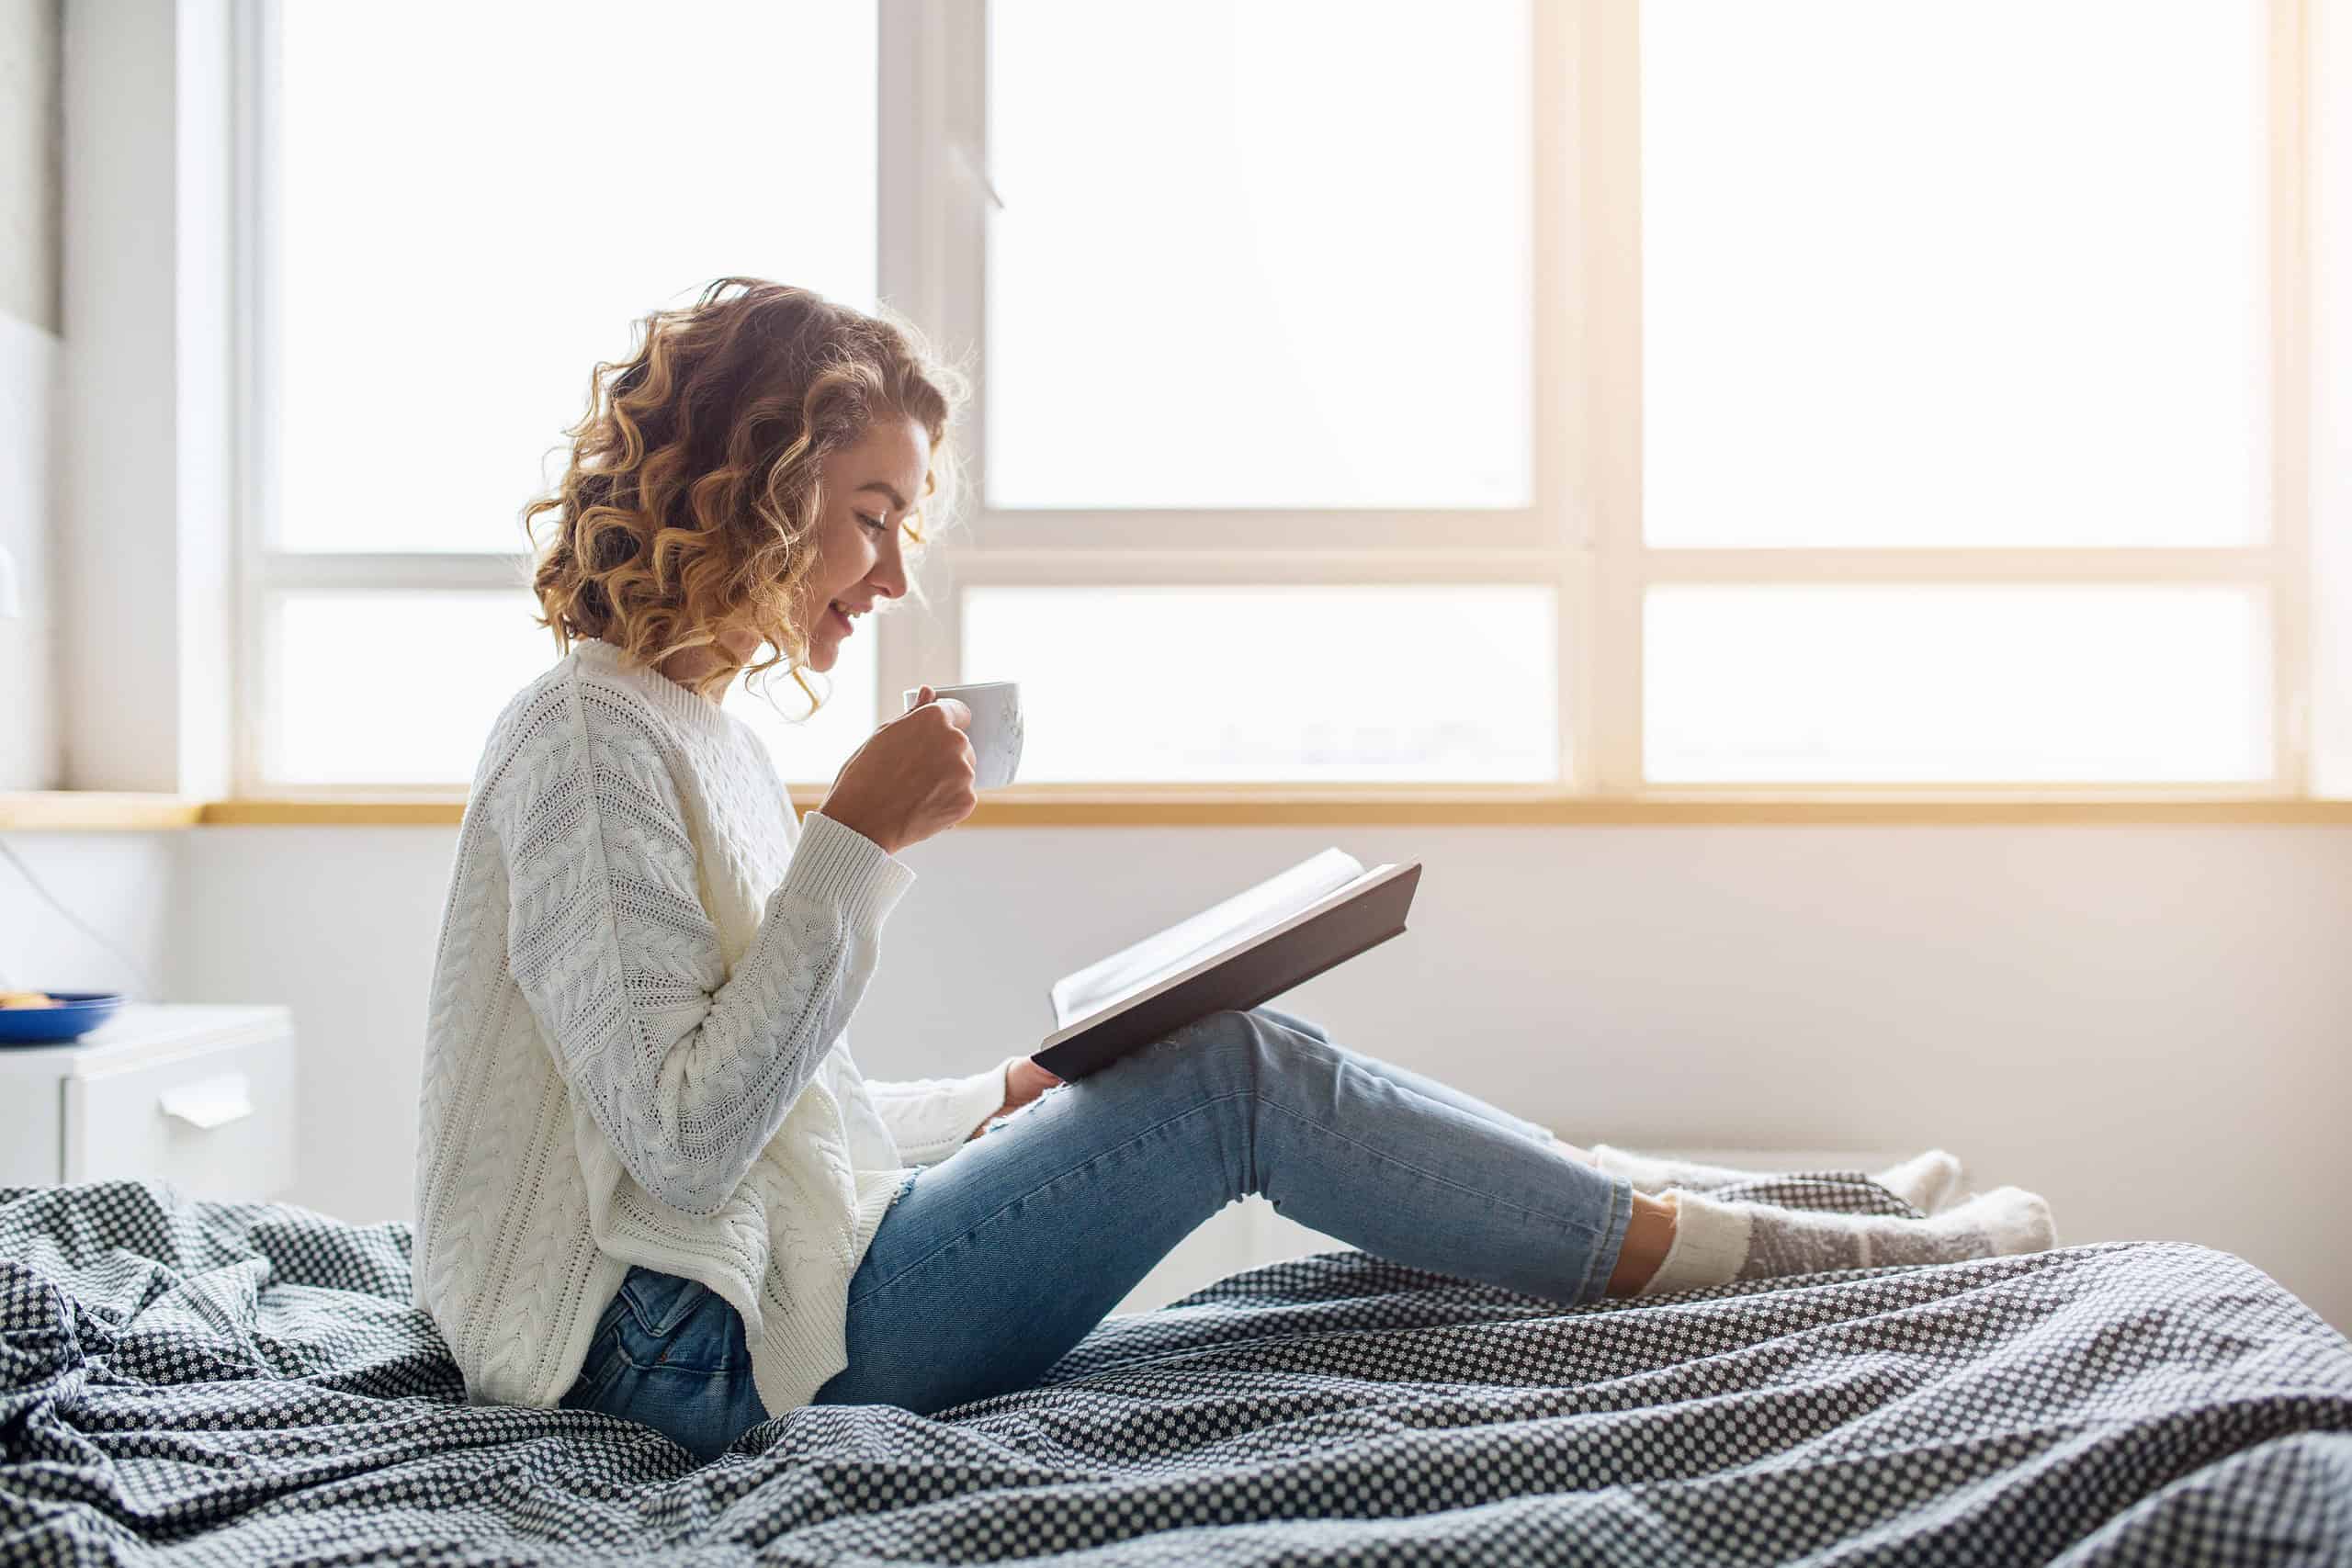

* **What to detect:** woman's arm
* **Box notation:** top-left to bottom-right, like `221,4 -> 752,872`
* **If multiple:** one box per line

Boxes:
865,1061 -> 1021,1166
867,1057 -> 1067,1164
492,678 -> 915,1216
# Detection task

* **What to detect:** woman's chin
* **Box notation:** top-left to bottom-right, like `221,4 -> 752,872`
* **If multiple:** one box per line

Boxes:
800,639 -> 840,674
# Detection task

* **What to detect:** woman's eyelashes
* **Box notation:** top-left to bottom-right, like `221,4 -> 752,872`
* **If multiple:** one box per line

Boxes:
857,513 -> 888,535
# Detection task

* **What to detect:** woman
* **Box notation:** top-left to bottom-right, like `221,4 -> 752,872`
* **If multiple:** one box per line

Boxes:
412,277 -> 2055,1466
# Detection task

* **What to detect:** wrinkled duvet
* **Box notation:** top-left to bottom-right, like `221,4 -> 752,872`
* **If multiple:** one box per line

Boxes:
4,1176 -> 2349,1565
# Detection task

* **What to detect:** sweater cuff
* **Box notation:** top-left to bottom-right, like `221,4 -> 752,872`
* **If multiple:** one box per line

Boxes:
870,1059 -> 1014,1166
937,1059 -> 1016,1145
784,810 -> 917,932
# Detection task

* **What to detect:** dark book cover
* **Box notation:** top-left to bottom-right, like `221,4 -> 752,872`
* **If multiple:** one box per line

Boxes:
1032,861 -> 1421,1080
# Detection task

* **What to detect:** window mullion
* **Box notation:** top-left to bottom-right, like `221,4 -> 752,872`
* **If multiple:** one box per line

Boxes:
1536,0 -> 1588,793
883,0 -> 1003,706
878,0 -> 950,708
955,510 -> 1553,555
1641,547 -> 2278,584
256,552 -> 527,592
1588,0 -> 1644,797
233,0 -> 288,800
942,550 -> 1562,589
2270,0 -> 2314,797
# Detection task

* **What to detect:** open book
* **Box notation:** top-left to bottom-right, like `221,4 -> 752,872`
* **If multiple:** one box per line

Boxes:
1032,849 -> 1423,1080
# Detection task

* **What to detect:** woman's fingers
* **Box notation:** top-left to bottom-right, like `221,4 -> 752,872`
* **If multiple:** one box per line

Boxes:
1006,1057 -> 1062,1105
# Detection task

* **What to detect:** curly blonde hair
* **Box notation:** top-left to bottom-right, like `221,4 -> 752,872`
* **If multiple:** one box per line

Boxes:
523,276 -> 971,712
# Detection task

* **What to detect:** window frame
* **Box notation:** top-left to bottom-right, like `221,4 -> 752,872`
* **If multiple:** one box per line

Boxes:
232,0 -> 2317,800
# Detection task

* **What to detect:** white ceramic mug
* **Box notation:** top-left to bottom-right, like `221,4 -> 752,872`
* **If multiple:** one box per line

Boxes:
902,681 -> 1023,790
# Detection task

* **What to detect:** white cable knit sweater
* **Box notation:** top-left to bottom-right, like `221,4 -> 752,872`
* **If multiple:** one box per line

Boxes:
413,637 -> 1012,1417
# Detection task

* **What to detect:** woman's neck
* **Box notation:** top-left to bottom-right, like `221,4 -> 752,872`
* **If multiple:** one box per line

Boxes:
655,645 -> 732,702
584,637 -> 727,705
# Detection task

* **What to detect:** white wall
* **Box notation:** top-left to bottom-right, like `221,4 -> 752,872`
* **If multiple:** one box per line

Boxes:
6,820 -> 2338,1326
1,0 -> 62,333
0,310 -> 61,789
54,0 -> 235,796
0,0 -> 62,790
0,829 -> 173,995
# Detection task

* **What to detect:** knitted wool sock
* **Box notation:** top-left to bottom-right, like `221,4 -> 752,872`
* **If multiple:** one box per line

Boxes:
1867,1149 -> 1966,1215
1634,1186 -> 2056,1297
1589,1144 -> 1964,1214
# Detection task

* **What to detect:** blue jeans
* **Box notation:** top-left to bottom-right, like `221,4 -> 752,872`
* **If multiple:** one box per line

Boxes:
557,1006 -> 1634,1463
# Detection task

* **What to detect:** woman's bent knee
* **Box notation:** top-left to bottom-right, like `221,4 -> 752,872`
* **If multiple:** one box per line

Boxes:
1250,1005 -> 1331,1045
1199,1007 -> 1344,1090
1129,1008 -> 1273,1100
1124,1007 -> 1341,1111
1167,1006 -> 1253,1070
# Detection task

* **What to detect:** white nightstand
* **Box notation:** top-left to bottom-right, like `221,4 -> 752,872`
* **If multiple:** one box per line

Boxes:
0,1004 -> 297,1200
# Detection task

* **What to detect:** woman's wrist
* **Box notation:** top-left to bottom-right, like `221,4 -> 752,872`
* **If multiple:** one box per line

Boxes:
967,1055 -> 1060,1141
813,807 -> 898,858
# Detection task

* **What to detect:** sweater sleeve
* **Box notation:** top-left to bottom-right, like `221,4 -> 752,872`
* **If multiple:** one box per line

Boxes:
865,1058 -> 1020,1167
490,682 -> 916,1218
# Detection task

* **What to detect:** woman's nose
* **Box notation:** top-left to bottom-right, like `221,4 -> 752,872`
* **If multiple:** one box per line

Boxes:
870,543 -> 910,600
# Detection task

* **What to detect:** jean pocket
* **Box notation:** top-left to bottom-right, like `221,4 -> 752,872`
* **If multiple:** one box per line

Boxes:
560,1323 -> 628,1411
619,1267 -> 708,1337
613,1271 -> 742,1376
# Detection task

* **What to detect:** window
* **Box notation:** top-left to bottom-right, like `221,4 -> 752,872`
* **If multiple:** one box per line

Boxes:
242,0 -> 2317,799
983,1 -> 1532,509
1643,585 -> 2269,784
243,0 -> 880,789
1642,1 -> 2268,551
963,584 -> 1557,783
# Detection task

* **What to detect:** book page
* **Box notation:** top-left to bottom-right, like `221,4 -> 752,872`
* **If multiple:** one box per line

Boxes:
1050,848 -> 1367,1029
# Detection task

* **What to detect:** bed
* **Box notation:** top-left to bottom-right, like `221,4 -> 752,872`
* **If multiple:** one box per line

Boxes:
4,1174 -> 2348,1565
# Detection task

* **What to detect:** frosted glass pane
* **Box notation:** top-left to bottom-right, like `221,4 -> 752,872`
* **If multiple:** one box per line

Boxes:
272,595 -> 876,786
1642,1 -> 2267,547
269,595 -> 557,784
732,634 -> 880,787
277,2 -> 876,552
986,1 -> 1532,509
962,585 -> 1556,781
1644,586 -> 2270,783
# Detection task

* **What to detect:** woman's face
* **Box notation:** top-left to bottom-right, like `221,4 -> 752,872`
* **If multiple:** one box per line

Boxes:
711,414 -> 931,675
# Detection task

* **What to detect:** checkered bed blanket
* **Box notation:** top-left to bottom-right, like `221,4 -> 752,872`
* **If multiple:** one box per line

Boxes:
4,1177 -> 2348,1565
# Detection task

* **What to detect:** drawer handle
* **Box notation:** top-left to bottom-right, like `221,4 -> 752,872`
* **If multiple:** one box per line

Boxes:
158,1073 -> 254,1131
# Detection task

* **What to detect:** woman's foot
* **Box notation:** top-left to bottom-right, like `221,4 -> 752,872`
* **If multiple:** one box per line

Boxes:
1586,1143 -> 1965,1214
1868,1149 -> 1965,1214
1628,1185 -> 2058,1296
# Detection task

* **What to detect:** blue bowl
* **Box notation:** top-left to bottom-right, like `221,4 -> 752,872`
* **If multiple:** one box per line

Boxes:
0,991 -> 125,1045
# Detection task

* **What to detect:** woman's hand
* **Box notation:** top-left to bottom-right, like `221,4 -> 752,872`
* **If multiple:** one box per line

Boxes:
968,1057 -> 1064,1140
815,685 -> 978,856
